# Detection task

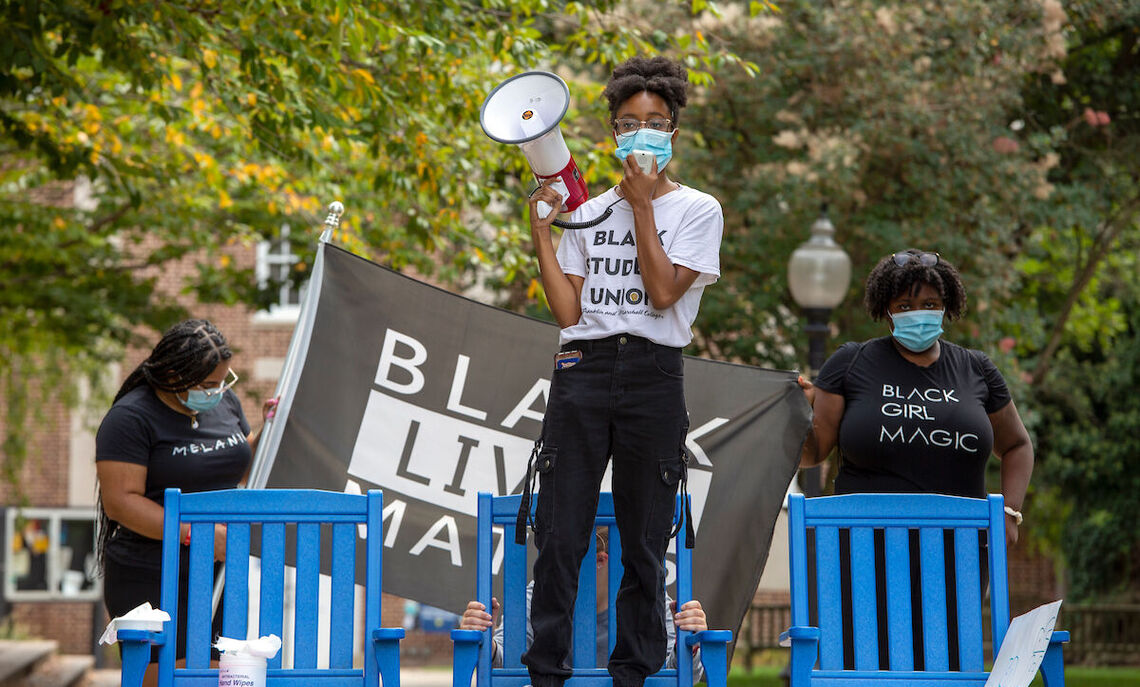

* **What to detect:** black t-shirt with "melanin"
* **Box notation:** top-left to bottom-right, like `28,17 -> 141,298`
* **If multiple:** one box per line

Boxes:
95,385 -> 251,569
814,337 -> 1012,498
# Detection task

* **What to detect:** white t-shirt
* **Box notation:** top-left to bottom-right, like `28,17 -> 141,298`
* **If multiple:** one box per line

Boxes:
555,184 -> 723,348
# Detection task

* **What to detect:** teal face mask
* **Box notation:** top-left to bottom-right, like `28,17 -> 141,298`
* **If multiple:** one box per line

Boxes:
178,368 -> 238,414
614,128 -> 673,172
889,309 -> 944,352
180,389 -> 225,413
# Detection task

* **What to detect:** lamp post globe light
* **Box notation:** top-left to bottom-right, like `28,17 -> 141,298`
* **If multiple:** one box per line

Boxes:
787,205 -> 851,499
788,205 -> 852,376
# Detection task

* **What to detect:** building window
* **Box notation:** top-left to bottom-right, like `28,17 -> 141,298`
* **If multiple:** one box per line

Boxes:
255,224 -> 305,322
3,507 -> 101,602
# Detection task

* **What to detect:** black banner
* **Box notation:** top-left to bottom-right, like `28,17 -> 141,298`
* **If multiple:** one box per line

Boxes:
257,243 -> 810,636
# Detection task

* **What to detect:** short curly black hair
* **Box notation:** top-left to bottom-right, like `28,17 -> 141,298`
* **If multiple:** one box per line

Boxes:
602,56 -> 689,127
863,249 -> 968,321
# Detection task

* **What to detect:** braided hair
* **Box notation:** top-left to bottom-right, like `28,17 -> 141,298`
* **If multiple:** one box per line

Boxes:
863,249 -> 968,322
96,319 -> 233,572
602,56 -> 689,126
113,319 -> 232,402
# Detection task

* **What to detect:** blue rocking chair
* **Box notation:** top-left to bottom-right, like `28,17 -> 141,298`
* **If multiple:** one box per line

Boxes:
451,492 -> 732,687
117,487 -> 404,687
781,493 -> 1068,686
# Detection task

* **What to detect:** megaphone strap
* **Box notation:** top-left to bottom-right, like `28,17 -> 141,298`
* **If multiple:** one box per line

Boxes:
554,208 -> 616,230
529,184 -> 625,230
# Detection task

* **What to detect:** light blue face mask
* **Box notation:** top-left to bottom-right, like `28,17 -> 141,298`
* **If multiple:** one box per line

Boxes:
889,309 -> 944,352
178,368 -> 237,415
614,128 -> 673,172
179,389 -> 225,413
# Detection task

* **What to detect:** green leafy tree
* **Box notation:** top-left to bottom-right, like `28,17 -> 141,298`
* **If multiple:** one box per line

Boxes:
1001,0 -> 1140,600
677,0 -> 1072,367
671,0 -> 1139,599
1029,271 -> 1140,600
1,0 -> 761,480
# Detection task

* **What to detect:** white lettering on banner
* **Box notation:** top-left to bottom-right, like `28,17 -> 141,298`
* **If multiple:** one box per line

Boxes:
382,497 -> 406,545
491,525 -> 505,575
343,478 -> 407,542
501,379 -> 549,429
410,515 -> 462,565
374,328 -> 549,429
685,417 -> 729,467
355,328 -> 717,542
348,388 -> 717,536
375,328 -> 427,394
347,482 -> 514,575
447,355 -> 487,421
348,392 -> 535,516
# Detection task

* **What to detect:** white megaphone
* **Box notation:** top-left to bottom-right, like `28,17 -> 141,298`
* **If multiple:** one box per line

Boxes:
481,71 -> 589,215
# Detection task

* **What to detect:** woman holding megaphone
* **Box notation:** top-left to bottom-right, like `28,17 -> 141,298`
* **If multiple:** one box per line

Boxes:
520,56 -> 724,687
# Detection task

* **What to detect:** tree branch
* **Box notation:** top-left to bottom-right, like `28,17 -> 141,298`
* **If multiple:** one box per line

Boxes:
1030,193 -> 1140,386
88,201 -> 135,234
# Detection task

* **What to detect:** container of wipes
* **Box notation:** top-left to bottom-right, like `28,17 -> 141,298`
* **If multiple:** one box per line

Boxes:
218,653 -> 266,687
215,634 -> 281,687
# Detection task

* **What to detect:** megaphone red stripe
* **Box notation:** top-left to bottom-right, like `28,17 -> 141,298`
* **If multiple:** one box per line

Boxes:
481,71 -> 589,213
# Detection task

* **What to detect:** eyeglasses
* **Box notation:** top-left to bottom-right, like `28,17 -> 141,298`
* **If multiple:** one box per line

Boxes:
891,251 -> 940,267
198,368 -> 239,397
612,117 -> 674,134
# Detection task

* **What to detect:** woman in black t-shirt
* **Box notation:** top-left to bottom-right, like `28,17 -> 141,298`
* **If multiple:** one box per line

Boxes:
797,250 -> 1033,545
795,250 -> 1034,671
95,319 -> 273,683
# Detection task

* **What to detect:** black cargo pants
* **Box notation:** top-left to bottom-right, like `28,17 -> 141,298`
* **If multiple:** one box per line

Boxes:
521,334 -> 689,687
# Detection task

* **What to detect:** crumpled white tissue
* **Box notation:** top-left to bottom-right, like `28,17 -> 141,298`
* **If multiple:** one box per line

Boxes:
214,634 -> 282,659
99,602 -> 170,645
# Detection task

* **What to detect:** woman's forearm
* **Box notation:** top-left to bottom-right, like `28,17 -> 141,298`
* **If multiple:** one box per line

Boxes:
102,491 -> 166,541
533,230 -> 581,328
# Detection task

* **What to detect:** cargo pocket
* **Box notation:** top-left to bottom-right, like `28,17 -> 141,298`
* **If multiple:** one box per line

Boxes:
645,455 -> 683,544
532,446 -> 558,535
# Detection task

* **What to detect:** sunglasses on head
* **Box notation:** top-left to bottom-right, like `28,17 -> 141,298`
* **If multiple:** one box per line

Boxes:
891,251 -> 940,267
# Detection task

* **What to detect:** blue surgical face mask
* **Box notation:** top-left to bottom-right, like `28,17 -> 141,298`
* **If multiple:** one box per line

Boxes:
179,388 -> 225,413
614,128 -> 673,172
889,309 -> 944,352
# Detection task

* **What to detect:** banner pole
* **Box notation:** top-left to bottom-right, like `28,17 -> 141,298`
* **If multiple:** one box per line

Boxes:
246,201 -> 343,489
211,201 -> 345,621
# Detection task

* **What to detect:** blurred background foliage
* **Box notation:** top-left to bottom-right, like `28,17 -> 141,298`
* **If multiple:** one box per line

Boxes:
2,0 -> 1138,601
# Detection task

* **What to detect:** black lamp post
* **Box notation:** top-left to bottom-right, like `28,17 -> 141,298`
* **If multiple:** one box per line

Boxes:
787,204 -> 851,496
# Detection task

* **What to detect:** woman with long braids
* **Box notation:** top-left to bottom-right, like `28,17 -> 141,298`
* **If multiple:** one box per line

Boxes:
95,319 -> 272,683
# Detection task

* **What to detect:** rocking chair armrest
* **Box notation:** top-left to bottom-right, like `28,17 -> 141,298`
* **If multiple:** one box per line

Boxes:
684,630 -> 732,687
451,629 -> 485,687
451,629 -> 484,644
372,627 -> 406,642
684,629 -> 733,648
1050,630 -> 1069,644
778,625 -> 820,648
115,629 -> 164,645
372,628 -> 404,687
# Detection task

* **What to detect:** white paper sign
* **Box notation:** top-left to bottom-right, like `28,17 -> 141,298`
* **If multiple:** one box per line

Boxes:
985,599 -> 1063,687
